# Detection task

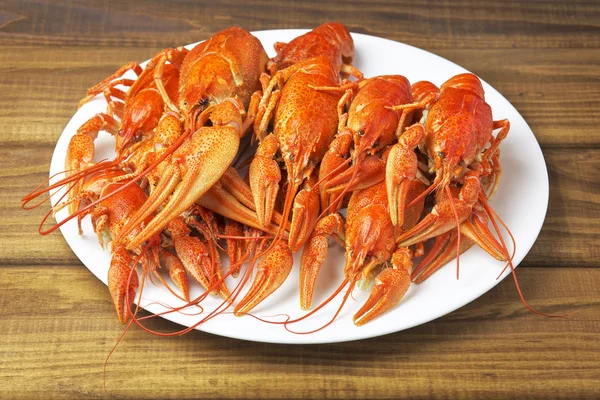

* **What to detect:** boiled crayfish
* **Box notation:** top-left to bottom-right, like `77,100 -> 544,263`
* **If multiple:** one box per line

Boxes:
23,26 -> 270,322
23,23 -> 536,333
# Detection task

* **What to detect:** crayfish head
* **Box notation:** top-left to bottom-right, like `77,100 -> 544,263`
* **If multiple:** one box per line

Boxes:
349,115 -> 388,157
120,88 -> 165,148
428,119 -> 474,183
179,59 -> 235,116
180,88 -> 212,118
349,75 -> 415,156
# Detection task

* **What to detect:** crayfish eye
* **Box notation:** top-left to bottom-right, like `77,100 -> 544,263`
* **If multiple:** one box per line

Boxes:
199,98 -> 209,106
372,141 -> 379,148
438,151 -> 445,159
357,130 -> 365,137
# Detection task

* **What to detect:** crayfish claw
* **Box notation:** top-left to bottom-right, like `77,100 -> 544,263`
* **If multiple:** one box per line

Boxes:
299,213 -> 345,310
125,101 -> 242,250
224,219 -> 246,277
386,124 -> 425,227
169,217 -> 230,301
159,249 -> 190,301
353,248 -> 412,326
249,134 -> 281,227
234,242 -> 293,316
288,186 -> 320,253
412,232 -> 474,284
108,247 -> 139,324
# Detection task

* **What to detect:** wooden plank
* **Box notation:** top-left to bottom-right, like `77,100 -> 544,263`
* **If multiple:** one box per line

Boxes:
0,47 -> 598,147
3,146 -> 598,267
0,266 -> 598,399
1,1 -> 599,399
0,0 -> 598,50
527,149 -> 600,267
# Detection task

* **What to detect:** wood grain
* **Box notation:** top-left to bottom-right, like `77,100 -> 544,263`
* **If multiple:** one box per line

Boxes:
0,0 -> 598,50
0,267 -> 598,400
1,0 -> 599,399
4,147 -> 598,268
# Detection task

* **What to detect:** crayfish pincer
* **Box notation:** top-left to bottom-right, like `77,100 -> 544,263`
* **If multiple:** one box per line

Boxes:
114,27 -> 269,250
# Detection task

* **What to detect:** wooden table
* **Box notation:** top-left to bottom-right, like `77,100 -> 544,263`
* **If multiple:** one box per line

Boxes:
1,1 -> 598,398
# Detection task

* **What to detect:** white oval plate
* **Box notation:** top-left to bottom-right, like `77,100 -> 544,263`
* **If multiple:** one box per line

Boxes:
49,30 -> 549,344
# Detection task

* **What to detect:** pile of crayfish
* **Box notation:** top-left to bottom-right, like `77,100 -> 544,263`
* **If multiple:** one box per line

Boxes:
23,22 -> 531,332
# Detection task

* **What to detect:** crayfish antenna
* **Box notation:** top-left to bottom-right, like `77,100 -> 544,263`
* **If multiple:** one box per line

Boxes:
406,176 -> 438,209
478,195 -> 566,318
284,279 -> 354,334
30,122 -> 196,238
445,185 -> 462,279
460,207 -> 506,262
317,153 -> 362,220
236,278 -> 355,335
21,159 -> 119,210
411,231 -> 474,284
